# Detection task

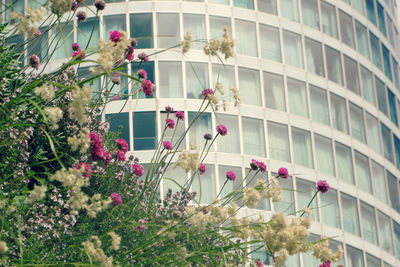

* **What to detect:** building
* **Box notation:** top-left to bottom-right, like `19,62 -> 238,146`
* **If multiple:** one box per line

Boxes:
5,0 -> 400,266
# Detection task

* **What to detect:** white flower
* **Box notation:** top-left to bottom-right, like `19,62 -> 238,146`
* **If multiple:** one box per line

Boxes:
44,107 -> 63,130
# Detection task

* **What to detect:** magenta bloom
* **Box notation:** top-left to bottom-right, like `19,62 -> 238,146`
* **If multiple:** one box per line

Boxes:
72,42 -> 81,51
198,163 -> 206,174
319,260 -> 331,267
258,161 -> 267,172
103,151 -> 112,165
116,138 -> 128,153
141,79 -> 155,96
165,105 -> 174,113
203,133 -> 212,140
72,50 -> 85,59
112,74 -> 121,85
226,171 -> 236,181
175,111 -> 184,120
110,192 -> 122,206
75,162 -> 92,177
29,54 -> 40,70
138,52 -> 149,61
250,159 -> 260,171
278,167 -> 288,178
316,180 -> 330,193
137,69 -> 147,79
166,118 -> 175,129
131,163 -> 143,177
216,124 -> 227,136
163,141 -> 172,150
126,46 -> 134,61
116,150 -> 126,162
109,30 -> 122,43
35,29 -> 41,37
201,88 -> 214,98
255,260 -> 263,267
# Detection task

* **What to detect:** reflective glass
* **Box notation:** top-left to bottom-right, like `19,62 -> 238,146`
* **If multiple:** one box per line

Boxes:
378,211 -> 394,254
305,38 -> 324,76
192,164 -> 216,204
360,202 -> 378,245
268,121 -> 290,162
310,85 -> 329,125
163,167 -> 187,196
339,11 -> 355,49
183,14 -> 206,50
371,161 -> 387,203
106,112 -> 130,150
341,193 -> 360,236
186,62 -> 209,99
212,64 -> 236,102
130,13 -> 153,49
283,31 -> 303,69
325,46 -> 343,85
321,1 -> 338,39
376,77 -> 388,115
78,66 -> 101,99
354,151 -> 371,193
209,16 -> 232,39
133,111 -> 156,150
274,174 -> 295,213
331,93 -> 349,133
288,78 -> 308,117
77,17 -> 100,50
104,15 -> 126,42
360,66 -> 375,105
297,178 -> 319,221
29,27 -> 49,61
320,188 -> 341,228
387,171 -> 400,212
258,0 -> 278,14
394,135 -> 400,168
217,114 -> 240,153
238,67 -> 261,106
349,103 -> 365,143
264,72 -> 286,111
346,245 -> 364,267
259,24 -> 281,62
344,56 -> 360,94
366,254 -> 381,267
302,0 -> 319,29
235,20 -> 257,57
335,142 -> 354,184
158,61 -> 183,98
377,2 -> 386,35
366,0 -> 376,25
314,134 -> 335,176
280,0 -> 299,21
188,112 -> 212,149
131,61 -> 155,99
382,45 -> 392,80
381,123 -> 394,162
370,32 -> 382,69
242,117 -> 266,157
393,220 -> 400,259
292,127 -> 313,168
157,14 -> 180,48
388,89 -> 398,125
160,112 -> 185,149
218,165 -> 243,200
365,112 -> 381,153
234,0 -> 254,9
356,21 -> 370,59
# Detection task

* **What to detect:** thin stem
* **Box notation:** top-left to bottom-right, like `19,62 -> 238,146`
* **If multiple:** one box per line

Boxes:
300,190 -> 319,217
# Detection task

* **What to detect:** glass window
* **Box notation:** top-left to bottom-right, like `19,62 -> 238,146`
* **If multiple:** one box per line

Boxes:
53,24 -> 73,60
106,112 -> 130,150
238,67 -> 261,106
394,135 -> 400,169
188,112 -> 212,150
370,32 -> 382,69
371,161 -> 387,203
339,11 -> 355,49
314,134 -> 335,176
78,66 -> 101,99
335,142 -> 354,184
330,93 -> 349,133
352,0 -> 364,14
393,220 -> 400,259
382,45 -> 392,80
288,78 -> 308,117
310,85 -> 329,125
292,127 -> 313,168
264,72 -> 286,111
268,121 -> 290,162
217,114 -> 240,153
209,0 -> 229,5
28,27 -> 48,61
378,211 -> 394,254
163,166 -> 187,195
5,0 -> 24,23
242,117 -> 266,157
104,15 -> 126,42
297,179 -> 320,220
218,165 -> 243,200
130,13 -> 153,49
366,254 -> 381,267
341,193 -> 360,236
133,111 -> 156,150
77,17 -> 100,50
376,77 -> 388,115
344,56 -> 360,94
283,31 -> 303,69
349,103 -> 365,142
131,61 -> 155,99
258,0 -> 278,14
302,0 -> 319,29
106,68 -> 129,101
392,57 -> 400,89
192,164 -> 216,204
157,13 -> 180,48
321,1 -> 338,39
209,16 -> 231,39
274,174 -> 295,213
302,235 -> 321,266
212,64 -> 236,102
346,245 -> 364,266
387,171 -> 400,212
360,66 -> 375,105
366,0 -> 376,24
377,2 -> 386,35
259,24 -> 281,62
360,202 -> 378,245
355,151 -> 371,193
183,14 -> 206,50
234,0 -> 254,9
381,123 -> 394,162
325,46 -> 343,85
356,21 -> 370,59
365,112 -> 381,153
186,62 -> 209,99
321,188 -> 341,228
235,20 -> 257,57
280,0 -> 299,21
160,112 -> 185,149
388,89 -> 398,125
158,61 -> 183,98
305,38 -> 324,76
329,240 -> 345,265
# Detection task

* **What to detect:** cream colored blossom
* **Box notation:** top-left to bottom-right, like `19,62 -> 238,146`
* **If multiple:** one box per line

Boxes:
34,83 -> 55,101
220,27 -> 235,59
203,39 -> 220,57
26,185 -> 47,204
274,249 -> 288,267
263,177 -> 282,202
49,0 -> 70,15
0,200 -> 6,209
0,241 -> 8,253
44,107 -> 63,130
11,7 -> 45,37
215,82 -> 224,95
311,237 -> 342,263
82,236 -> 113,267
67,127 -> 90,153
182,32 -> 192,53
230,87 -> 240,106
174,151 -> 200,173
68,85 -> 92,125
95,31 -> 130,73
243,186 -> 261,208
108,232 -> 121,251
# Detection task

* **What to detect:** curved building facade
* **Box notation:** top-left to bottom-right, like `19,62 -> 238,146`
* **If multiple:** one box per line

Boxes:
5,0 -> 400,266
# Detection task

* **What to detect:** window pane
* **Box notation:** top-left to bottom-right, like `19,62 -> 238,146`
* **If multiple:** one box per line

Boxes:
346,245 -> 364,267
393,221 -> 400,259
387,171 -> 400,212
158,61 -> 183,98
218,165 -> 242,200
104,15 -> 126,42
381,123 -> 394,162
360,66 -> 375,105
163,166 -> 187,196
302,235 -> 321,266
382,45 -> 392,80
377,2 -> 386,35
212,64 -> 236,102
297,178 -> 319,221
325,46 -> 344,85
302,0 -> 319,29
78,66 -> 101,99
106,112 -> 130,150
274,174 -> 295,213
321,188 -> 341,228
394,135 -> 400,169
366,0 -> 376,24
292,127 -> 313,168
392,57 -> 400,89
360,202 -> 378,245
234,0 -> 254,9
131,61 -> 155,99
378,212 -> 394,254
349,103 -> 365,142
388,89 -> 398,125
330,93 -> 348,133
314,134 -> 335,176
186,62 -> 209,99
329,240 -> 345,265
209,0 -> 229,5
355,152 -> 371,193
209,16 -> 231,39
321,1 -> 338,39
242,117 -> 266,157
310,85 -> 329,125
238,68 -> 261,106
183,14 -> 206,50
29,27 -> 49,61
130,13 -> 153,49
235,20 -> 257,57
356,21 -> 370,59
188,112 -> 212,149
288,78 -> 308,117
217,114 -> 240,153
366,254 -> 381,267
339,11 -> 355,49
259,24 -> 281,62
344,56 -> 360,94
264,72 -> 286,111
133,111 -> 156,150
352,0 -> 364,14
157,13 -> 180,48
53,24 -> 73,60
192,164 -> 216,204
258,0 -> 278,14
341,193 -> 360,236
366,112 -> 381,153
268,121 -> 290,162
305,38 -> 324,76
376,77 -> 388,115
280,0 -> 299,21
371,161 -> 387,203
283,31 -> 303,69
335,142 -> 354,184
77,17 -> 99,50
160,112 -> 185,149
370,32 -> 382,69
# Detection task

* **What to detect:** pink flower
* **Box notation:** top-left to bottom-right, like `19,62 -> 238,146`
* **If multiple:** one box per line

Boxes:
165,105 -> 173,113
319,260 -> 331,267
141,79 -> 155,96
163,141 -> 172,150
203,133 -> 212,140
138,52 -> 149,61
258,161 -> 267,172
29,54 -> 40,70
278,167 -> 288,178
110,192 -> 122,206
250,159 -> 260,171
35,29 -> 41,37
103,152 -> 112,165
198,163 -> 206,174
131,163 -> 143,177
225,171 -> 236,181
166,118 -> 175,129
75,162 -> 92,177
316,180 -> 330,193
112,73 -> 121,85
255,260 -> 263,267
116,150 -> 126,162
109,30 -> 122,43
126,46 -> 134,61
72,42 -> 81,51
201,88 -> 214,98
216,124 -> 227,136
175,111 -> 184,120
72,50 -> 85,59
137,69 -> 147,79
137,219 -> 147,231
116,138 -> 128,153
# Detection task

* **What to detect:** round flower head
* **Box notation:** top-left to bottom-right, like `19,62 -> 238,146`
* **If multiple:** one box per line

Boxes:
216,124 -> 228,136
198,163 -> 206,174
116,138 -> 128,153
94,0 -> 106,10
72,50 -> 85,59
316,180 -> 330,193
131,38 -> 138,47
110,192 -> 122,206
277,167 -> 288,178
35,29 -> 41,37
226,171 -> 236,181
203,133 -> 212,140
141,79 -> 155,96
201,88 -> 214,98
126,46 -> 134,61
138,52 -> 149,61
109,30 -> 122,43
319,260 -> 331,267
137,69 -> 147,79
112,73 -> 121,85
165,105 -> 174,113
250,159 -> 260,171
255,260 -> 263,267
258,161 -> 267,172
163,141 -> 172,150
131,163 -> 143,177
72,42 -> 81,51
103,152 -> 112,165
175,111 -> 184,120
76,11 -> 87,22
166,118 -> 175,129
29,54 -> 40,70
116,150 -> 126,162
75,162 -> 92,177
